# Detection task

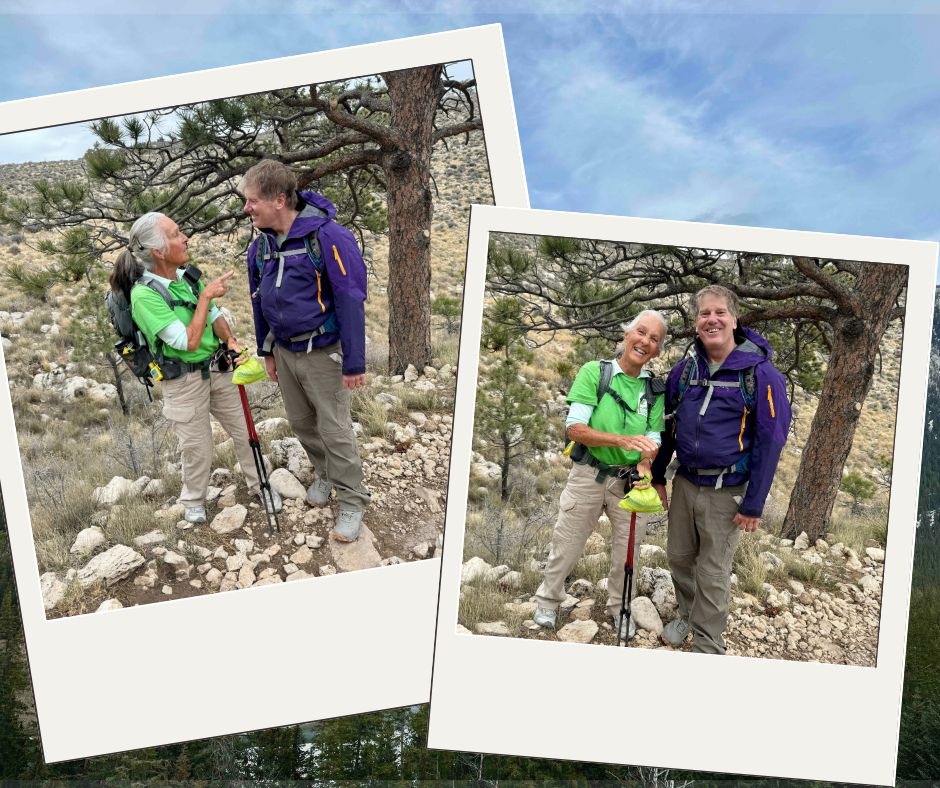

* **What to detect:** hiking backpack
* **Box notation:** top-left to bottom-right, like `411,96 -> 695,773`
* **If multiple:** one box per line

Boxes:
674,354 -> 757,414
565,359 -> 666,464
105,267 -> 201,390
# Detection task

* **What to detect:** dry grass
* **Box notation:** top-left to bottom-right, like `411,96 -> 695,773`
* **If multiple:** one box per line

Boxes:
458,583 -> 511,631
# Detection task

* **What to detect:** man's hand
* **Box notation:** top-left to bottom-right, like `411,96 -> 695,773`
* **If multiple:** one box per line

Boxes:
201,270 -> 235,300
652,483 -> 669,511
733,512 -> 761,532
264,355 -> 278,382
343,373 -> 366,390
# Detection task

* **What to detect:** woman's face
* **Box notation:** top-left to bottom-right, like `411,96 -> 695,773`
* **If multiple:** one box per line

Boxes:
154,217 -> 189,269
622,315 -> 664,366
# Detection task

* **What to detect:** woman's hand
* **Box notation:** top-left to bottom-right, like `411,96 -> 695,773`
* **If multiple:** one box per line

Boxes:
616,434 -> 659,454
201,270 -> 235,300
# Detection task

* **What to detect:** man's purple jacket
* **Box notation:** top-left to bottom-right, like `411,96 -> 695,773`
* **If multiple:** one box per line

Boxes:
247,191 -> 368,376
651,327 -> 792,518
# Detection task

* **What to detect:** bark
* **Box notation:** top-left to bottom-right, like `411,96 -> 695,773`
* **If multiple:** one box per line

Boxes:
783,261 -> 908,540
382,66 -> 440,375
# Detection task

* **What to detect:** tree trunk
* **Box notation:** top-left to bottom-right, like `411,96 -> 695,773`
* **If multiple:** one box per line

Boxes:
500,434 -> 511,501
382,66 -> 439,376
108,352 -> 129,415
783,262 -> 907,540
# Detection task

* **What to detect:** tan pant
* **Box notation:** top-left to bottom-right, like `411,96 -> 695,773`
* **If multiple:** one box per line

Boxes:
667,474 -> 745,654
273,343 -> 370,513
535,462 -> 648,619
161,369 -> 260,506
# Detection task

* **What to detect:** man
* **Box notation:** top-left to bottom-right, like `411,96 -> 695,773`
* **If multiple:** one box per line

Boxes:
533,310 -> 666,640
241,160 -> 370,541
117,211 -> 283,524
651,285 -> 791,655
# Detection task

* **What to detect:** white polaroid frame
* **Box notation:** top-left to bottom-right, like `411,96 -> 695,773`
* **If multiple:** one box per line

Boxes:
0,26 -> 528,762
428,204 -> 937,786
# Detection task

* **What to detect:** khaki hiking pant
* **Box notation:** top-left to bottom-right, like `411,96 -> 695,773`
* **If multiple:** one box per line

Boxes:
535,461 -> 648,621
667,473 -> 745,655
161,368 -> 260,507
273,343 -> 370,513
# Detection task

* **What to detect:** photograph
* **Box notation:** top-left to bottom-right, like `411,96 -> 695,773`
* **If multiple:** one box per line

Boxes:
0,26 -> 529,762
429,205 -> 935,785
0,61 -> 494,618
458,230 -> 903,666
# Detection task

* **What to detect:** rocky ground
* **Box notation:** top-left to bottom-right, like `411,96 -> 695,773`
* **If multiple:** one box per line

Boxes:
459,524 -> 884,666
38,362 -> 454,616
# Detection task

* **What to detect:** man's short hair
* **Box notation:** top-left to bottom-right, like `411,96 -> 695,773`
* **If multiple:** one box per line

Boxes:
693,284 -> 739,319
241,159 -> 298,204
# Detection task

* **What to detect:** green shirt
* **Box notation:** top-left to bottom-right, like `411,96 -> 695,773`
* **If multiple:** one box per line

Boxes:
131,276 -> 219,363
567,360 -> 666,466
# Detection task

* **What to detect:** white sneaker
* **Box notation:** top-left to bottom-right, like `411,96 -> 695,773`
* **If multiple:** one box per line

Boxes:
615,614 -> 637,642
259,486 -> 283,514
184,505 -> 207,524
533,606 -> 557,629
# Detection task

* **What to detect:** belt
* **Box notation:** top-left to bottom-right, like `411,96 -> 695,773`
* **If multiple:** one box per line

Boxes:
680,464 -> 739,490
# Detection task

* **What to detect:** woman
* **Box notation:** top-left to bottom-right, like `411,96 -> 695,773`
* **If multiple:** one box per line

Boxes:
109,211 -> 282,524
532,310 -> 667,640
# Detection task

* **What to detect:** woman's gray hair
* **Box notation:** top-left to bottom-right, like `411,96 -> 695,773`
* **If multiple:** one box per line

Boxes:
621,309 -> 669,343
126,211 -> 168,271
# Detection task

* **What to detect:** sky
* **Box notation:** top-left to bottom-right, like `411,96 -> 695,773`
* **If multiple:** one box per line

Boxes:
0,1 -> 938,277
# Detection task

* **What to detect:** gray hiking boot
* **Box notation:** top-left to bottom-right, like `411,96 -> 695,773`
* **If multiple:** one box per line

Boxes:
306,477 -> 333,507
260,487 -> 283,514
331,509 -> 363,542
533,606 -> 557,629
661,617 -> 691,646
184,505 -> 207,524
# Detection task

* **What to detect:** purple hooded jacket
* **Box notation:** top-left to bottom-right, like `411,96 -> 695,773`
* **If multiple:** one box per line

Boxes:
651,327 -> 791,517
247,191 -> 368,376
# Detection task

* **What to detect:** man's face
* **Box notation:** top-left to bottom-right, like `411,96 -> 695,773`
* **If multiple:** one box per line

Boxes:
242,184 -> 284,229
157,216 -> 189,267
695,294 -> 737,355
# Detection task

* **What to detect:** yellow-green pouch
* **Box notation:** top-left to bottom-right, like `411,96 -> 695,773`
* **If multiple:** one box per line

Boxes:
232,355 -> 268,385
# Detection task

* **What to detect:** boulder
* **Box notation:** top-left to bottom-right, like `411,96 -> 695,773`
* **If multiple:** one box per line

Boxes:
269,468 -> 307,500
77,545 -> 145,587
210,504 -> 248,534
329,525 -> 382,572
93,476 -> 136,507
557,619 -> 598,644
475,621 -> 511,636
70,526 -> 106,557
630,596 -> 664,634
461,556 -> 493,584
40,572 -> 68,610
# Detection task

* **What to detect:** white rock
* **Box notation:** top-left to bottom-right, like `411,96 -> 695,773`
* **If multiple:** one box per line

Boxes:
237,563 -> 256,588
93,476 -> 136,507
96,599 -> 123,612
639,544 -> 665,560
234,538 -> 254,554
77,545 -> 146,587
789,580 -> 805,595
306,535 -> 324,549
133,530 -> 167,548
70,526 -> 106,557
569,578 -> 594,597
329,525 -> 382,572
162,585 -> 173,595
865,547 -> 886,563
290,545 -> 314,565
461,556 -> 493,584
269,467 -> 307,500
760,551 -> 783,570
498,571 -> 522,590
456,624 -> 472,635
162,550 -> 188,569
557,619 -> 599,644
40,572 -> 68,610
254,575 -> 284,587
482,564 -> 510,582
403,364 -> 419,382
226,554 -> 248,572
504,601 -> 538,617
286,569 -> 314,581
210,504 -> 248,534
256,417 -> 289,437
630,596 -> 664,634
475,621 -> 511,636
205,568 -> 223,586
859,574 -> 881,593
794,532 -> 810,550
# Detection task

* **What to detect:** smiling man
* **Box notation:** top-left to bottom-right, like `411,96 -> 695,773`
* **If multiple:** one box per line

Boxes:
651,285 -> 791,655
241,160 -> 370,542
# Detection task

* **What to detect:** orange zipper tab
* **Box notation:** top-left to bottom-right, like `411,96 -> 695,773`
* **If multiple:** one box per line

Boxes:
739,407 -> 747,451
315,271 -> 325,312
767,384 -> 775,418
333,244 -> 347,276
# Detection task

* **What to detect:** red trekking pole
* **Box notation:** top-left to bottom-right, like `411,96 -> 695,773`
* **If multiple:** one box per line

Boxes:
617,509 -> 637,646
236,384 -> 280,532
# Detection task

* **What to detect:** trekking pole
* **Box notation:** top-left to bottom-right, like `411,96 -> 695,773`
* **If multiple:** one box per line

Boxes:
236,383 -> 280,532
617,509 -> 637,647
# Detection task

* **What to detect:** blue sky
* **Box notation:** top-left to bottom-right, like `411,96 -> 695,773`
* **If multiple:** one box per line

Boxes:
0,2 -> 938,276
